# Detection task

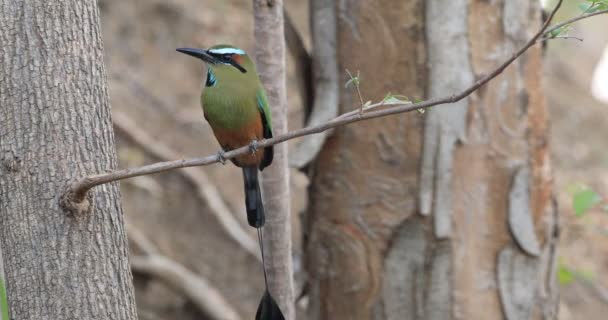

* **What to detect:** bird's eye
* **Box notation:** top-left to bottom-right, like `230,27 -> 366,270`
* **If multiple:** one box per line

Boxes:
222,54 -> 232,61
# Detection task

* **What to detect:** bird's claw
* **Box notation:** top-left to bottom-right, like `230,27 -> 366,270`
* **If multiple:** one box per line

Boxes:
249,140 -> 258,155
217,150 -> 227,165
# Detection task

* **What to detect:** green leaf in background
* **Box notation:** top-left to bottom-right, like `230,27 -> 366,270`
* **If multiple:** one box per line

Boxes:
579,0 -> 608,13
572,187 -> 602,216
557,264 -> 575,285
579,1 -> 594,13
556,260 -> 596,286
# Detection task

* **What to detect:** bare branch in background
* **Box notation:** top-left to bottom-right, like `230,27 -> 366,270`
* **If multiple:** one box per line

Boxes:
113,112 -> 261,262
131,255 -> 241,320
284,8 -> 313,119
289,0 -> 339,168
125,222 -> 159,256
61,0 -> 602,220
127,226 -> 241,320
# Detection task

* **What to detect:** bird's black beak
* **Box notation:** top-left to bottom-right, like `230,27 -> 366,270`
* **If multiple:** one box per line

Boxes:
176,47 -> 247,74
176,48 -> 219,64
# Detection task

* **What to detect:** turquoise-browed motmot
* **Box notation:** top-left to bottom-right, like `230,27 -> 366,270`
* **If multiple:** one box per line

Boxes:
177,45 -> 273,229
177,44 -> 284,320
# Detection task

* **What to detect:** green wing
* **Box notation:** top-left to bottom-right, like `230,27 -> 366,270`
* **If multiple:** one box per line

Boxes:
256,88 -> 273,170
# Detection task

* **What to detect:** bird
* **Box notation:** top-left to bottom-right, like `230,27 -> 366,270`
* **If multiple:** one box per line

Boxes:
176,45 -> 273,229
177,44 -> 284,320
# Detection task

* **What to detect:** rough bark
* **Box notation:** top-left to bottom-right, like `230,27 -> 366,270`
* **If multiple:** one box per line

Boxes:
306,1 -> 558,320
0,1 -> 138,319
253,0 -> 295,319
306,1 -> 426,319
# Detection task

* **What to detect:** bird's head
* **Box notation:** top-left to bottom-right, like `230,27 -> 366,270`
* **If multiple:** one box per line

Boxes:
176,44 -> 253,74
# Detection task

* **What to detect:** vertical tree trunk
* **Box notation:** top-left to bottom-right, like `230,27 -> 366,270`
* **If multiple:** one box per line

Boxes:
253,0 -> 295,319
306,1 -> 558,319
0,1 -> 138,319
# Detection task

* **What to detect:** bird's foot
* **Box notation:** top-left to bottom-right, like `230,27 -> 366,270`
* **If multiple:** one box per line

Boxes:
249,140 -> 258,155
217,150 -> 227,165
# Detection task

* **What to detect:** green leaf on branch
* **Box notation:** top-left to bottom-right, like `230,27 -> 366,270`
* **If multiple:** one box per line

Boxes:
381,93 -> 425,113
413,98 -> 426,113
548,25 -> 571,38
572,187 -> 602,217
382,93 -> 410,104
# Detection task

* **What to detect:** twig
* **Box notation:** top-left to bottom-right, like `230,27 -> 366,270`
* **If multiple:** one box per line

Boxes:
62,0 -> 605,214
537,35 -> 584,43
537,8 -> 608,43
112,112 -> 261,262
345,69 -> 365,113
127,225 -> 242,320
543,8 -> 608,37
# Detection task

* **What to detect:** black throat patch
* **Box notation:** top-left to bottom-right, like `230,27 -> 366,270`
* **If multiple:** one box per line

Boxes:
206,68 -> 217,87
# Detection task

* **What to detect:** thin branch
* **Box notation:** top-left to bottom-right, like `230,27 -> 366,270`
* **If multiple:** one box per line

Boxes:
345,69 -> 365,111
537,35 -> 584,43
537,8 -> 608,43
62,0 -> 607,213
544,8 -> 608,36
112,112 -> 261,262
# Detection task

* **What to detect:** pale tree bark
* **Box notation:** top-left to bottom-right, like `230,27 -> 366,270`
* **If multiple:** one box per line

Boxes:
253,0 -> 295,319
0,1 -> 138,319
306,1 -> 558,320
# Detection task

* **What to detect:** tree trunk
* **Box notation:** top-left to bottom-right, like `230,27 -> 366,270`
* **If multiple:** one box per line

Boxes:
253,0 -> 295,319
305,1 -> 558,319
0,1 -> 138,319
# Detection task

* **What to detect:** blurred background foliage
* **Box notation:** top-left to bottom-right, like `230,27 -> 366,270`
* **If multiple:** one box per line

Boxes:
98,0 -> 608,319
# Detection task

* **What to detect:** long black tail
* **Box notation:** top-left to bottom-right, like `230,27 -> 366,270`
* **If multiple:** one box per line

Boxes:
255,228 -> 285,320
243,166 -> 265,228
